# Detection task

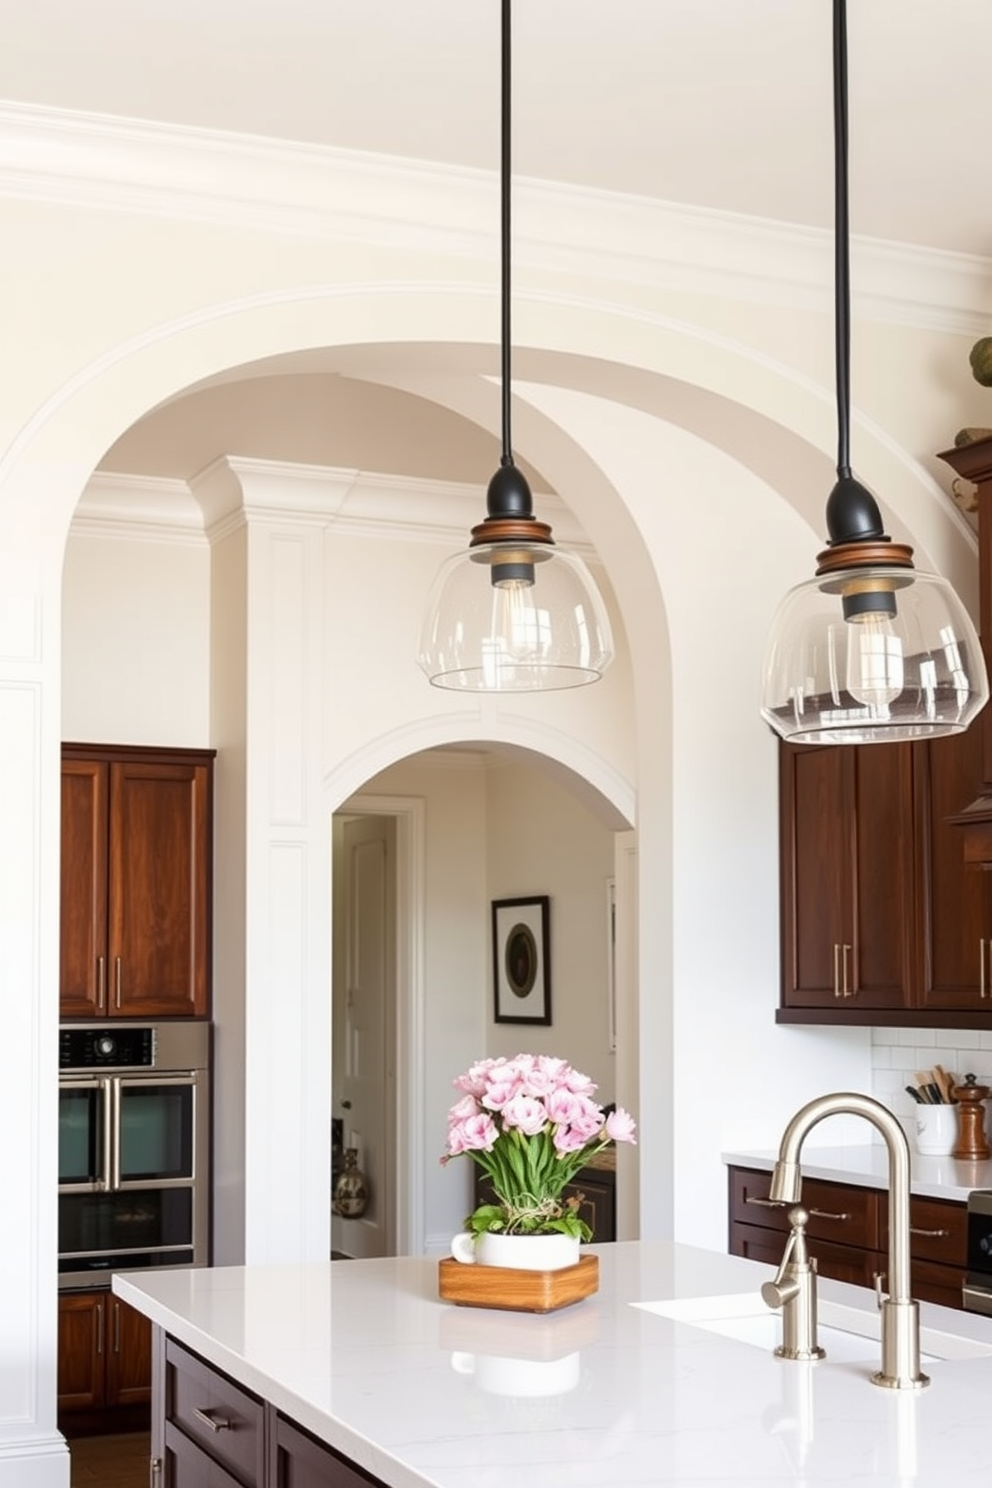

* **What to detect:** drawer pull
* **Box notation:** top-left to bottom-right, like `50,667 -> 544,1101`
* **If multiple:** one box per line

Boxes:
193,1407 -> 233,1433
910,1226 -> 950,1239
807,1208 -> 851,1223
744,1196 -> 786,1208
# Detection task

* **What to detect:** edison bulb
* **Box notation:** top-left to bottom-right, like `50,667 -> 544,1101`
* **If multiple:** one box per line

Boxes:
845,612 -> 904,708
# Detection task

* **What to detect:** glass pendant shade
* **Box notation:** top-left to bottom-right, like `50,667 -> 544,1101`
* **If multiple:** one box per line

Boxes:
418,537 -> 614,691
760,562 -> 988,745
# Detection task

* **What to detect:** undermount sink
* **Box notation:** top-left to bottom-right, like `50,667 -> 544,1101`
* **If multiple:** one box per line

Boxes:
634,1293 -> 992,1364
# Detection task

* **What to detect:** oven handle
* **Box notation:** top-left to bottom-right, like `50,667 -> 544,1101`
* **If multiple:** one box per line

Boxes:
108,1077 -> 122,1192
97,1077 -> 115,1191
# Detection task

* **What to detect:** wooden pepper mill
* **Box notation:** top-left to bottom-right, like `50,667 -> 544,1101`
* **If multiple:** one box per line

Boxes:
952,1074 -> 991,1161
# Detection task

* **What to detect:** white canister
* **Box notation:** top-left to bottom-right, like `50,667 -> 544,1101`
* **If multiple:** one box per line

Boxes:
913,1103 -> 958,1157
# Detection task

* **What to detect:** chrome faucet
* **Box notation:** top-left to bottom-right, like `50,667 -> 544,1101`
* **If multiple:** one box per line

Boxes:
767,1092 -> 929,1390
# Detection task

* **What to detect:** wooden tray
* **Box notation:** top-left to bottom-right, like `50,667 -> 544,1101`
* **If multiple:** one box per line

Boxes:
438,1253 -> 599,1313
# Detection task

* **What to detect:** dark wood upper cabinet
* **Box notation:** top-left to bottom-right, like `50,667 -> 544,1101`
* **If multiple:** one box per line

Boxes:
780,741 -> 913,1011
917,724 -> 992,1011
779,731 -> 992,1025
60,744 -> 214,1019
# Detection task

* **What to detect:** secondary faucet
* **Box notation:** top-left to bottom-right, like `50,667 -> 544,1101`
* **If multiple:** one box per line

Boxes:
767,1091 -> 929,1390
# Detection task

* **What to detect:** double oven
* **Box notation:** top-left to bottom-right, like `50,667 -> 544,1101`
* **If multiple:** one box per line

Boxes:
58,1021 -> 211,1289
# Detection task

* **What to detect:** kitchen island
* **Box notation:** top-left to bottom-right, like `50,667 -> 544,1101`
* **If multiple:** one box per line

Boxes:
116,1240 -> 992,1488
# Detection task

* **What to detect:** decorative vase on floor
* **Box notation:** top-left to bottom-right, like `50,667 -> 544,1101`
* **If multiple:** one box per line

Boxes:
334,1148 -> 369,1218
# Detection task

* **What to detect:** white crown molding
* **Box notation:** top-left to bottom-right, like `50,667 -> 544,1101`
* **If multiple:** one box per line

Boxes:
75,458 -> 599,557
2,102 -> 989,335
71,471 -> 204,545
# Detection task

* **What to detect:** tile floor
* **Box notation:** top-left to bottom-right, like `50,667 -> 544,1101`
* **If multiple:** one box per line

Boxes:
67,1431 -> 150,1487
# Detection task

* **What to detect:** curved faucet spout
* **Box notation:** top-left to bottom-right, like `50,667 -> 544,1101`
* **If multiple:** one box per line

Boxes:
769,1091 -> 911,1302
767,1090 -> 927,1389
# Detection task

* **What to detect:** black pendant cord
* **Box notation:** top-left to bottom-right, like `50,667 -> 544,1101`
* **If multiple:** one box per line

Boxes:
824,0 -> 885,549
833,0 -> 852,482
500,0 -> 513,469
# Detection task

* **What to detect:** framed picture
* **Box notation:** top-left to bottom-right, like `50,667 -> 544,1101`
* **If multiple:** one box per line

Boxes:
492,896 -> 551,1025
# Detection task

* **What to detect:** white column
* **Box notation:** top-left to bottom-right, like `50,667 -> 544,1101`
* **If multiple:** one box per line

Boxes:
0,542 -> 69,1483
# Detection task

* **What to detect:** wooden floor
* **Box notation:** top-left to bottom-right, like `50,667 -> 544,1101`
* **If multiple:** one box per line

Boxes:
68,1432 -> 150,1488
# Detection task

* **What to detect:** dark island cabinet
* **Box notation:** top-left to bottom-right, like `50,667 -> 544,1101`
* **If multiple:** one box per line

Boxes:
778,726 -> 992,1026
155,1334 -> 390,1488
60,743 -> 215,1019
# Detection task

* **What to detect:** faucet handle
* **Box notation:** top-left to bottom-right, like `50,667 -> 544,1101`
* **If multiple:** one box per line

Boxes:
760,1206 -> 809,1309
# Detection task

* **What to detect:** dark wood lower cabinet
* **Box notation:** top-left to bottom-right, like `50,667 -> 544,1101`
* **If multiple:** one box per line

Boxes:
156,1333 -> 389,1488
728,1166 -> 967,1311
58,1289 -> 151,1433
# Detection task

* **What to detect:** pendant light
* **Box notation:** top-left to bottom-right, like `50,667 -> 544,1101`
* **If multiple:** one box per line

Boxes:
418,0 -> 613,692
760,0 -> 988,744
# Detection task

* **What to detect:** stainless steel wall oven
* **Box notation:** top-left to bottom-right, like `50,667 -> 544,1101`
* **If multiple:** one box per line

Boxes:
58,1021 -> 210,1289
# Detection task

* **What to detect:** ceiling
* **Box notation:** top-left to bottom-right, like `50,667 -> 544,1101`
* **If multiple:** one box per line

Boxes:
4,0 -> 991,255
8,0 -> 992,485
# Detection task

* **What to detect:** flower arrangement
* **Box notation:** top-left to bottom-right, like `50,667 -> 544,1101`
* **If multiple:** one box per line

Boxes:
441,1053 -> 637,1241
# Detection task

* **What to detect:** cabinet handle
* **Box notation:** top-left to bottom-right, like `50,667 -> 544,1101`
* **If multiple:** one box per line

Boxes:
910,1226 -> 950,1239
982,939 -> 989,1000
192,1407 -> 233,1433
833,943 -> 842,999
115,956 -> 122,1010
97,956 -> 106,1012
745,1196 -> 786,1209
95,1299 -> 104,1357
842,943 -> 851,998
112,1299 -> 121,1354
807,1208 -> 852,1224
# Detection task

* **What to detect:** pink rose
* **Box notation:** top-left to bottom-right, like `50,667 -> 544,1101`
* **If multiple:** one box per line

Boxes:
447,1094 -> 479,1123
564,1067 -> 597,1097
481,1077 -> 521,1112
605,1106 -> 637,1144
544,1088 -> 585,1127
500,1094 -> 549,1136
552,1124 -> 590,1153
447,1112 -> 499,1154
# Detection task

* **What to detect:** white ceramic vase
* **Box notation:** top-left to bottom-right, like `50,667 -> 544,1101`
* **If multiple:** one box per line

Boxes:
450,1229 -> 581,1271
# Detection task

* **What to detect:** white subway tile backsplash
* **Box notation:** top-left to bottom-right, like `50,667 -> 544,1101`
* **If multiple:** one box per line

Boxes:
936,1028 -> 982,1050
871,1026 -> 992,1114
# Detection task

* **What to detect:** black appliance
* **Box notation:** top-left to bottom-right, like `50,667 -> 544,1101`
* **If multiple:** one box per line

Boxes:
963,1190 -> 992,1314
58,1021 -> 211,1289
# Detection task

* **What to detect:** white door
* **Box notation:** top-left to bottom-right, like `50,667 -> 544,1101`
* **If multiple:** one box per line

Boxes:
332,814 -> 397,1257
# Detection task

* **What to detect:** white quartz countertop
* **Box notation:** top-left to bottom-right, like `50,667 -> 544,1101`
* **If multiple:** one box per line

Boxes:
116,1241 -> 992,1488
724,1144 -> 992,1200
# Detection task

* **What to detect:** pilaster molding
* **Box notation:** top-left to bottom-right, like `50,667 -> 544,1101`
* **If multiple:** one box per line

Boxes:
2,101 -> 989,333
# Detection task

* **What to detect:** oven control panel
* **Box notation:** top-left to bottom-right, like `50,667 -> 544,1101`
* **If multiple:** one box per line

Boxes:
59,1025 -> 155,1070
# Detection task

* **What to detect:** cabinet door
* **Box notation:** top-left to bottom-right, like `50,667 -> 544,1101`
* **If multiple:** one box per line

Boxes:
58,1292 -> 106,1412
781,743 -> 913,1009
60,760 -> 109,1018
105,1295 -> 152,1408
164,1421 -> 247,1488
918,727 -> 992,1011
108,760 -> 211,1017
272,1413 -> 378,1488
